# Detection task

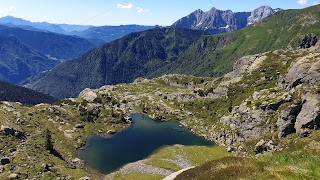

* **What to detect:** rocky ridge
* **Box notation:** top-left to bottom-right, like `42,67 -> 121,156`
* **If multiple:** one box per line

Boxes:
172,6 -> 281,34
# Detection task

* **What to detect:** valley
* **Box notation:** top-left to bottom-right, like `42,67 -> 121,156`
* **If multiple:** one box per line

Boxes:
0,3 -> 319,180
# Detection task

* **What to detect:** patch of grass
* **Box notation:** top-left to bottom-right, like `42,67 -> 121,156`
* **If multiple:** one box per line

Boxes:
183,146 -> 231,165
145,145 -> 230,171
113,172 -> 165,180
176,157 -> 276,180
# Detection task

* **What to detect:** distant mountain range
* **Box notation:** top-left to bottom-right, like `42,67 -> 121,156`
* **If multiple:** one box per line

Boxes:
26,5 -> 320,99
70,25 -> 159,45
171,6 -> 282,34
0,16 -> 158,44
0,16 -> 91,33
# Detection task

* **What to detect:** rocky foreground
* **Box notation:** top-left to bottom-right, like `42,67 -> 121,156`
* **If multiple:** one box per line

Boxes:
0,38 -> 320,179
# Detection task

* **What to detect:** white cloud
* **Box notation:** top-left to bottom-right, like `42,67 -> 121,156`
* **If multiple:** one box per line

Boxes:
0,6 -> 16,16
137,7 -> 149,13
297,0 -> 308,5
9,6 -> 16,12
312,1 -> 319,5
117,3 -> 133,9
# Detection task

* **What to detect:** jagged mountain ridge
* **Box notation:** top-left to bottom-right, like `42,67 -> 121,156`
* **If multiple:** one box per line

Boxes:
172,6 -> 281,34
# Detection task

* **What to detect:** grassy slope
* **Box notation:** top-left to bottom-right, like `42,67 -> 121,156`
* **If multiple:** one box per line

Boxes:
177,131 -> 320,180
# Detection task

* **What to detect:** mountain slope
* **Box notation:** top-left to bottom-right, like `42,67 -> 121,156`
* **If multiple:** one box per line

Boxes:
0,81 -> 57,105
27,28 -> 205,98
151,5 -> 320,77
0,35 -> 59,84
0,26 -> 95,60
172,6 -> 280,34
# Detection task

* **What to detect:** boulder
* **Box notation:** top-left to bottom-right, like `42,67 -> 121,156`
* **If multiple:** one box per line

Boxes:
0,157 -> 10,165
107,130 -> 116,134
79,177 -> 91,180
1,126 -> 14,135
254,139 -> 277,154
282,54 -> 320,88
294,93 -> 320,136
276,104 -> 302,138
75,124 -> 85,129
78,88 -> 97,101
8,173 -> 19,179
226,146 -> 233,152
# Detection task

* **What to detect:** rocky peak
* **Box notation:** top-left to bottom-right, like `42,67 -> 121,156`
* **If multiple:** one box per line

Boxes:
247,6 -> 281,25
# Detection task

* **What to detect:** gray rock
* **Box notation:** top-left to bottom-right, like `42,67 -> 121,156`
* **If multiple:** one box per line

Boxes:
0,157 -> 10,165
277,104 -> 302,138
66,175 -> 74,180
8,173 -> 19,179
1,126 -> 14,135
283,54 -> 320,88
79,177 -> 91,180
75,124 -> 84,129
107,130 -> 116,134
226,146 -> 233,152
294,93 -> 320,136
254,139 -> 277,154
254,139 -> 267,154
78,88 -> 97,101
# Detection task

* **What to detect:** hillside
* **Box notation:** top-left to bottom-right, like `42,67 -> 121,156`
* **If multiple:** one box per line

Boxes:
0,26 -> 95,60
0,41 -> 319,179
27,28 -> 205,98
151,5 -> 320,77
0,81 -> 57,105
0,35 -> 59,84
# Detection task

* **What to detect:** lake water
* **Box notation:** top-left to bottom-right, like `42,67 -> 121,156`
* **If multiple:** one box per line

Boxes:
78,113 -> 213,174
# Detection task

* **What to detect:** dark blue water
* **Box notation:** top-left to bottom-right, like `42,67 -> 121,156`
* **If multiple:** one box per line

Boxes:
78,113 -> 212,174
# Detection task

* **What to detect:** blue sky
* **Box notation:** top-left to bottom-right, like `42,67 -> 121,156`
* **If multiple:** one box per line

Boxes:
0,0 -> 317,26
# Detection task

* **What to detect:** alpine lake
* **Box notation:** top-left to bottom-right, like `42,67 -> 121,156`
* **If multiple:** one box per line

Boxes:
78,113 -> 213,174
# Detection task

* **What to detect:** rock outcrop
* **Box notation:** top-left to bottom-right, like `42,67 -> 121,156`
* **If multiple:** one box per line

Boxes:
294,93 -> 320,137
276,104 -> 301,138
